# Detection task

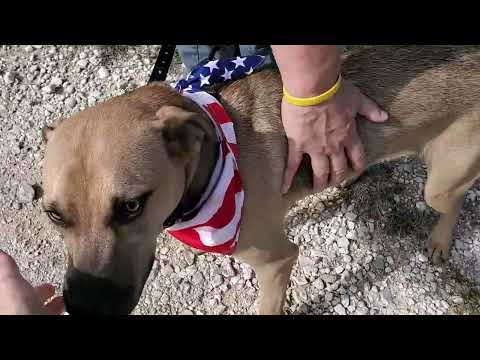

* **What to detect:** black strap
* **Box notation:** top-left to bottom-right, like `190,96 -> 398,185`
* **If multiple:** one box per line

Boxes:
148,45 -> 176,83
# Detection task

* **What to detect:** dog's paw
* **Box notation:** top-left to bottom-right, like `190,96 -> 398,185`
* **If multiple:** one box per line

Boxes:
423,237 -> 451,265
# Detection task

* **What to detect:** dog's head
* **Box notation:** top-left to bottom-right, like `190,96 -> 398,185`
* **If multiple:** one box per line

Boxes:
41,83 -> 213,314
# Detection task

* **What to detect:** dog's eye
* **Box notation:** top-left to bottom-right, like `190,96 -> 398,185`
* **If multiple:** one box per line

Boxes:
116,193 -> 151,225
125,200 -> 141,213
46,210 -> 65,225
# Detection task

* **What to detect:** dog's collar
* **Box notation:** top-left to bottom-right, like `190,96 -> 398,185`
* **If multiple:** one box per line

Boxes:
163,141 -> 222,228
163,97 -> 223,229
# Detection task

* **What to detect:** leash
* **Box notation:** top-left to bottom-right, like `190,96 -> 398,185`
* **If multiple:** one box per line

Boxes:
148,45 -> 176,83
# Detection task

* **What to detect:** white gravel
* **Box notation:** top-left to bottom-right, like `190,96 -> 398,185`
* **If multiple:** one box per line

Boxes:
0,45 -> 479,315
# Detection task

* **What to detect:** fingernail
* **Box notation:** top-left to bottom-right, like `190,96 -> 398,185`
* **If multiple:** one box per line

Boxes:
380,110 -> 389,121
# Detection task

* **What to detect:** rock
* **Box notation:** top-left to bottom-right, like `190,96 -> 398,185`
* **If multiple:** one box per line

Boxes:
328,282 -> 340,292
310,249 -> 323,258
337,237 -> 349,249
341,295 -> 350,308
222,262 -> 235,277
212,274 -> 224,287
3,71 -> 17,84
295,275 -> 308,286
335,265 -> 345,274
65,97 -> 77,109
452,296 -> 464,304
346,212 -> 357,221
325,293 -> 333,303
321,274 -> 337,284
347,221 -> 355,230
160,293 -> 170,304
98,66 -> 109,79
180,309 -> 194,315
343,255 -> 352,263
24,45 -> 33,52
77,59 -> 88,69
367,222 -> 375,233
416,201 -> 427,212
334,303 -> 346,315
17,182 -> 35,203
161,264 -> 174,276
242,267 -> 254,280
313,278 -> 325,290
340,271 -> 351,283
87,96 -> 97,106
355,307 -> 369,315
41,85 -> 54,94
382,288 -> 394,303
50,77 -> 63,88
338,226 -> 347,236
374,256 -> 385,270
65,85 -> 75,94
346,230 -> 357,240
298,255 -> 315,268
184,252 -> 195,266
466,191 -> 477,202
426,272 -> 435,282
292,287 -> 308,304
214,304 -> 226,314
89,56 -> 100,66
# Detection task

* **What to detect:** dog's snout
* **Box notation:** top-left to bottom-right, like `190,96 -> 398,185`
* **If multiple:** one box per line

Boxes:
64,268 -> 136,315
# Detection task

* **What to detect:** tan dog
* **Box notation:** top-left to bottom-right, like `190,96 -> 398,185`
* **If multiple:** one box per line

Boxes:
41,46 -> 480,315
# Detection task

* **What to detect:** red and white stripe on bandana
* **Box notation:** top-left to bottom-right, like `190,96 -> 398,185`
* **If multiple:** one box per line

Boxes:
165,91 -> 244,255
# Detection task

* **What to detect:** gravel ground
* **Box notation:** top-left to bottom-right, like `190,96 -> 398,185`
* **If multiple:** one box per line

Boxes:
1,45 -> 479,315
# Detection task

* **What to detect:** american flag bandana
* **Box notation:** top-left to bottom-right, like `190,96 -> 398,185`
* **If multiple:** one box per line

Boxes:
165,55 -> 265,254
174,55 -> 265,94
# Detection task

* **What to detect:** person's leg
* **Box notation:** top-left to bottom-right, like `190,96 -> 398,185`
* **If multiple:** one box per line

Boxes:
177,45 -> 238,74
239,45 -> 276,69
177,45 -> 213,74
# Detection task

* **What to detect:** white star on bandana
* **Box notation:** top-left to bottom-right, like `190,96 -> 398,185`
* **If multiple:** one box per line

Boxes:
231,56 -> 246,69
204,60 -> 220,73
221,68 -> 234,81
200,73 -> 211,86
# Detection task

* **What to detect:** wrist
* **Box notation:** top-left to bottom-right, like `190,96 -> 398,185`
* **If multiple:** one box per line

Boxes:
273,45 -> 341,98
283,74 -> 342,107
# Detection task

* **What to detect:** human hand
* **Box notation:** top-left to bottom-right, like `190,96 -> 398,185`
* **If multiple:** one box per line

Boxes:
281,79 -> 388,194
0,250 -> 65,315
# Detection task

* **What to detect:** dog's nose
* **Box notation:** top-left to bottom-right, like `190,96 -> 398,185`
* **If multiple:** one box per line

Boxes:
64,268 -> 136,315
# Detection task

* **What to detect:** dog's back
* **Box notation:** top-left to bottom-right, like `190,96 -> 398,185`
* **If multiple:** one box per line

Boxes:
218,46 -> 480,199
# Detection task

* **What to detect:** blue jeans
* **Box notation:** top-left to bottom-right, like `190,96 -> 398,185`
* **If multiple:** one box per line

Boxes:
177,45 -> 276,74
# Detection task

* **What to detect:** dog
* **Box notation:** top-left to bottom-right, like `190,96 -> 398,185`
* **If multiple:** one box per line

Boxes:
41,46 -> 480,315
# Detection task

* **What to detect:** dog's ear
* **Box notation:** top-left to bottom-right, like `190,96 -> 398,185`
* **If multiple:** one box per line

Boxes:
153,105 -> 211,159
41,123 -> 56,144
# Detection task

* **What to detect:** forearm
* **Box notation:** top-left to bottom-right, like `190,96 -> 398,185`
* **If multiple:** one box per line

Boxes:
271,45 -> 341,98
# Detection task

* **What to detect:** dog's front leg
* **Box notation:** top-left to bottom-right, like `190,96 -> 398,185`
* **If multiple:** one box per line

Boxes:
237,236 -> 299,315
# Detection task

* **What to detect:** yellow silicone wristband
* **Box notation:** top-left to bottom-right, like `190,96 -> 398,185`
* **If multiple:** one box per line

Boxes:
283,74 -> 342,107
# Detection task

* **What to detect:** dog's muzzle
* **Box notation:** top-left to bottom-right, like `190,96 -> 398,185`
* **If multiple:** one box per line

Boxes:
63,267 -> 137,315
